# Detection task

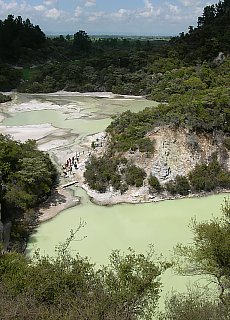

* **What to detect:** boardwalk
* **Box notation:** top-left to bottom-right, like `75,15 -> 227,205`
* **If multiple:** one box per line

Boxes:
61,181 -> 78,188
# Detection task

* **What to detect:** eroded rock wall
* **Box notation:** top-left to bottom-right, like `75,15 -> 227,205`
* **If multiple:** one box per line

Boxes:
126,126 -> 230,183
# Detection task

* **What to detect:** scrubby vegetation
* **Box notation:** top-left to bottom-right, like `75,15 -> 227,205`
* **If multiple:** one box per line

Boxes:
164,155 -> 230,196
84,151 -> 230,196
165,176 -> 190,196
1,198 -> 230,319
0,64 -> 22,91
0,1 -> 230,317
0,93 -> 11,103
148,175 -> 161,193
0,134 -> 57,249
188,154 -> 230,192
84,155 -> 146,193
0,229 -> 168,320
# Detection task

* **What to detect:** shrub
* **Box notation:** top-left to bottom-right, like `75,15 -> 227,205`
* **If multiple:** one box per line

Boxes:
148,175 -> 161,192
224,137 -> 230,150
174,175 -> 190,196
188,156 -> 230,192
124,165 -> 146,187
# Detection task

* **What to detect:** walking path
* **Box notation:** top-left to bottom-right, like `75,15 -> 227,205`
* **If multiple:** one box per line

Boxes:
38,132 -> 107,222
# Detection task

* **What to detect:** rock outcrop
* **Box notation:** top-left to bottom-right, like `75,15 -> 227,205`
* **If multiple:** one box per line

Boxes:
76,126 -> 230,205
124,126 -> 230,184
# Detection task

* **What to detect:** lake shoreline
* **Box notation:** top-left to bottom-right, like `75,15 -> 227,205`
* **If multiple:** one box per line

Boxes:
37,186 -> 80,223
36,126 -> 230,222
37,174 -> 229,223
1,92 -> 229,223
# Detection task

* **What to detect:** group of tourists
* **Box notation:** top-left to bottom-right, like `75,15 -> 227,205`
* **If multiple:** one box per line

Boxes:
62,154 -> 79,177
62,134 -> 107,178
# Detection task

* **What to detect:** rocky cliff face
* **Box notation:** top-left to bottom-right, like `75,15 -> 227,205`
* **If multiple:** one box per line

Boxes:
124,126 -> 230,184
78,127 -> 230,205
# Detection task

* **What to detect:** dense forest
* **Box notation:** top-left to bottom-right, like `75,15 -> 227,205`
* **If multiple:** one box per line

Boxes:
0,135 -> 57,250
83,0 -> 230,195
0,0 -> 230,319
0,0 -> 229,95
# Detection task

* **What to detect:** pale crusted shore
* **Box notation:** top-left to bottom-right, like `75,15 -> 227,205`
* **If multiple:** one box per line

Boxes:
82,183 -> 230,206
38,187 -> 80,222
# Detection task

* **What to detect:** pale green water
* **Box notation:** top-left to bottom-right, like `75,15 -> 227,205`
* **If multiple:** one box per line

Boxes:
1,93 -> 226,311
3,110 -> 112,136
27,188 -> 226,310
3,95 -> 156,139
28,191 -> 225,265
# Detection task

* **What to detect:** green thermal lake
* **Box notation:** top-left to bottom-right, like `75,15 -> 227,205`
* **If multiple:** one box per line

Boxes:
0,92 -> 227,310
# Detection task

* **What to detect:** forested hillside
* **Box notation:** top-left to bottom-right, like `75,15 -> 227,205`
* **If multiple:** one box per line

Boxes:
0,135 -> 57,250
84,0 -> 230,195
171,0 -> 230,61
0,0 -> 230,319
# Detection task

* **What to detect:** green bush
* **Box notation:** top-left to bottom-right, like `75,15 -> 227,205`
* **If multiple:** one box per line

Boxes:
224,137 -> 230,150
84,155 -> 122,193
189,155 -> 230,192
174,175 -> 190,196
0,93 -> 11,103
0,236 -> 168,320
124,164 -> 146,187
165,176 -> 190,196
165,181 -> 177,195
148,175 -> 161,192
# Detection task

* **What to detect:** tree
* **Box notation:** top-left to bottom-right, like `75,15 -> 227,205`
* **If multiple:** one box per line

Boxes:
73,30 -> 91,53
148,175 -> 161,193
124,165 -> 146,187
0,134 -> 57,249
159,288 -> 229,320
174,175 -> 190,196
0,231 -> 169,320
174,198 -> 230,304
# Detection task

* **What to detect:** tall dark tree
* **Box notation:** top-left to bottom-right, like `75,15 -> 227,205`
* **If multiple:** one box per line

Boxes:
0,15 -> 46,62
73,30 -> 92,53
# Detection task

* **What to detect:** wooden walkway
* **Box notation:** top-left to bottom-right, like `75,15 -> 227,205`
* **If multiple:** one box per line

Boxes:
61,181 -> 78,188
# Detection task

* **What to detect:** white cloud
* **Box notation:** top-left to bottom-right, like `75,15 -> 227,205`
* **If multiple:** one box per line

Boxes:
34,5 -> 46,12
43,0 -> 57,6
112,8 -> 130,19
137,0 -> 161,18
0,0 -> 18,11
85,0 -> 96,7
88,11 -> 104,22
141,0 -> 154,17
178,0 -> 200,7
45,8 -> 61,19
167,4 -> 180,14
75,6 -> 83,18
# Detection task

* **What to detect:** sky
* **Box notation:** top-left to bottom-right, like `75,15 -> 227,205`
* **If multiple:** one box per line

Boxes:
0,0 -> 214,35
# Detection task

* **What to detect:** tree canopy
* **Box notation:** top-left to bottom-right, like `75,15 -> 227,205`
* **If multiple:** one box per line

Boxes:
0,135 -> 57,249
